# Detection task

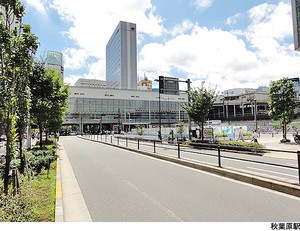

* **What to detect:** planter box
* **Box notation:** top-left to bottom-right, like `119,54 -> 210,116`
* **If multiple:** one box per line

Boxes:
189,142 -> 264,155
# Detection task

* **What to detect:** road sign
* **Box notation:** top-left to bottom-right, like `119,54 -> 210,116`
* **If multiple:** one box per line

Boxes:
159,76 -> 179,95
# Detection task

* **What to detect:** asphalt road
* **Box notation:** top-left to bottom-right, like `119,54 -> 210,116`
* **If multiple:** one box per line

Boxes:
60,136 -> 300,222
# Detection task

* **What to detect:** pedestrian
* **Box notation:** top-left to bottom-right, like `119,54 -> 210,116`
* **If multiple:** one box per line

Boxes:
238,127 -> 244,141
168,129 -> 175,143
252,130 -> 259,143
158,130 -> 162,140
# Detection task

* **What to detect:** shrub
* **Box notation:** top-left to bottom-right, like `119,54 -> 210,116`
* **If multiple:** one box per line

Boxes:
216,132 -> 227,138
243,131 -> 253,137
26,149 -> 56,175
213,140 -> 265,149
0,177 -> 40,222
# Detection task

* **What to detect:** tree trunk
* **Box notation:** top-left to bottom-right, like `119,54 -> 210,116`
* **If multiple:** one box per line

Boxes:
38,123 -> 43,148
283,122 -> 287,140
4,123 -> 12,195
4,143 -> 11,195
18,131 -> 25,174
200,122 -> 204,141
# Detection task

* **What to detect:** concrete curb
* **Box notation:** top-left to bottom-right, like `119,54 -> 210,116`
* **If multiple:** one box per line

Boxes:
55,150 -> 64,222
80,136 -> 300,198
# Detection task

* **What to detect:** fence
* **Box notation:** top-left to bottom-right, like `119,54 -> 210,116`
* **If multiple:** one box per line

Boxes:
82,134 -> 300,185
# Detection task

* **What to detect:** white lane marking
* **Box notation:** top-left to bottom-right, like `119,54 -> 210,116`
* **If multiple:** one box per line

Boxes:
247,167 -> 298,178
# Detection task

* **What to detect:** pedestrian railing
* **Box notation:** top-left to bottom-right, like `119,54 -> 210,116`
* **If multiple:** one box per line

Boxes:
81,134 -> 300,185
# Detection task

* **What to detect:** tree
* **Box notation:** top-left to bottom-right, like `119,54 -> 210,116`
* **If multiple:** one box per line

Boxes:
183,85 -> 216,141
44,69 -> 69,137
176,120 -> 185,140
136,124 -> 144,136
30,63 -> 69,147
268,77 -> 297,141
0,0 -> 38,193
15,24 -> 38,174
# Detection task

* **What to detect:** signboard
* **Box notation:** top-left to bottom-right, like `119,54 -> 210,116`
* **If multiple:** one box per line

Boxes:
159,76 -> 179,95
203,128 -> 214,139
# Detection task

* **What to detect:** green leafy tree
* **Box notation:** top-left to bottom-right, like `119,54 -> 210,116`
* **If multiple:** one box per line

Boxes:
183,85 -> 216,141
30,60 -> 49,147
0,0 -> 38,193
44,69 -> 69,137
136,124 -> 144,136
268,78 -> 297,141
15,24 -> 38,174
30,63 -> 69,147
176,121 -> 185,140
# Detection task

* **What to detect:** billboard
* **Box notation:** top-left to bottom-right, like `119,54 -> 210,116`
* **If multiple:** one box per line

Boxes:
138,79 -> 152,91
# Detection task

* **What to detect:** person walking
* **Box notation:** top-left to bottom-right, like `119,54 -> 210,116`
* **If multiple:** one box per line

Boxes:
238,127 -> 244,141
252,130 -> 259,143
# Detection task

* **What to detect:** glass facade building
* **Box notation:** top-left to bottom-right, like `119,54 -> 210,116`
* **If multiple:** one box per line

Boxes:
46,51 -> 64,81
106,21 -> 137,90
64,86 -> 188,133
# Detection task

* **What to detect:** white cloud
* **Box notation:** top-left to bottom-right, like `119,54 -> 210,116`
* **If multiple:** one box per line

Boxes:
139,24 -> 261,91
47,0 -> 165,81
33,0 -> 300,92
194,0 -> 213,8
226,13 -> 242,26
140,1 -> 300,92
25,0 -> 47,15
169,20 -> 195,37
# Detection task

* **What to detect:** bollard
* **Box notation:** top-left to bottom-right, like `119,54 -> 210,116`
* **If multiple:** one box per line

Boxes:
126,138 -> 128,147
218,145 -> 221,167
154,141 -> 156,153
297,151 -> 300,184
178,142 -> 181,159
138,139 -> 140,150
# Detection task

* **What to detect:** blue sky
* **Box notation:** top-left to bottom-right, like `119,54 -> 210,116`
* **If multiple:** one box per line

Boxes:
21,0 -> 300,92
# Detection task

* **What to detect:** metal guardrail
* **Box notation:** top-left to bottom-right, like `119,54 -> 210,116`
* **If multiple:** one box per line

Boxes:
82,134 -> 300,185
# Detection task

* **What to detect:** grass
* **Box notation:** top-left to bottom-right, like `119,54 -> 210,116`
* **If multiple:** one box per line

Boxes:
30,142 -> 57,221
0,142 -> 57,222
31,162 -> 57,222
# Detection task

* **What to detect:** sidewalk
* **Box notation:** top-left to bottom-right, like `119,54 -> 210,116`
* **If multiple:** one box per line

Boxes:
55,143 -> 92,222
256,133 -> 299,160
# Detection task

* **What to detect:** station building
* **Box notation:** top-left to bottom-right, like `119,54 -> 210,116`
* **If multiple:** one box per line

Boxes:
64,83 -> 189,134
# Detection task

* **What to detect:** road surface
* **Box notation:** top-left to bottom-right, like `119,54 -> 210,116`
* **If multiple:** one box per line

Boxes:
60,136 -> 300,222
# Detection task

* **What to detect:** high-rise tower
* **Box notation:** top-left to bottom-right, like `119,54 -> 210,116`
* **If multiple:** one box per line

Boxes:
292,0 -> 300,51
106,21 -> 137,90
46,51 -> 64,81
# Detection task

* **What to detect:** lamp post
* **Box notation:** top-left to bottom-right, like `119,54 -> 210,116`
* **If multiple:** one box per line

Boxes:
254,99 -> 257,131
248,96 -> 258,131
128,112 -> 131,132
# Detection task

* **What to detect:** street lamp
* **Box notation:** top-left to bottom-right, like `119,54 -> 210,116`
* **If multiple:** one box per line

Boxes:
128,112 -> 131,132
248,96 -> 258,131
